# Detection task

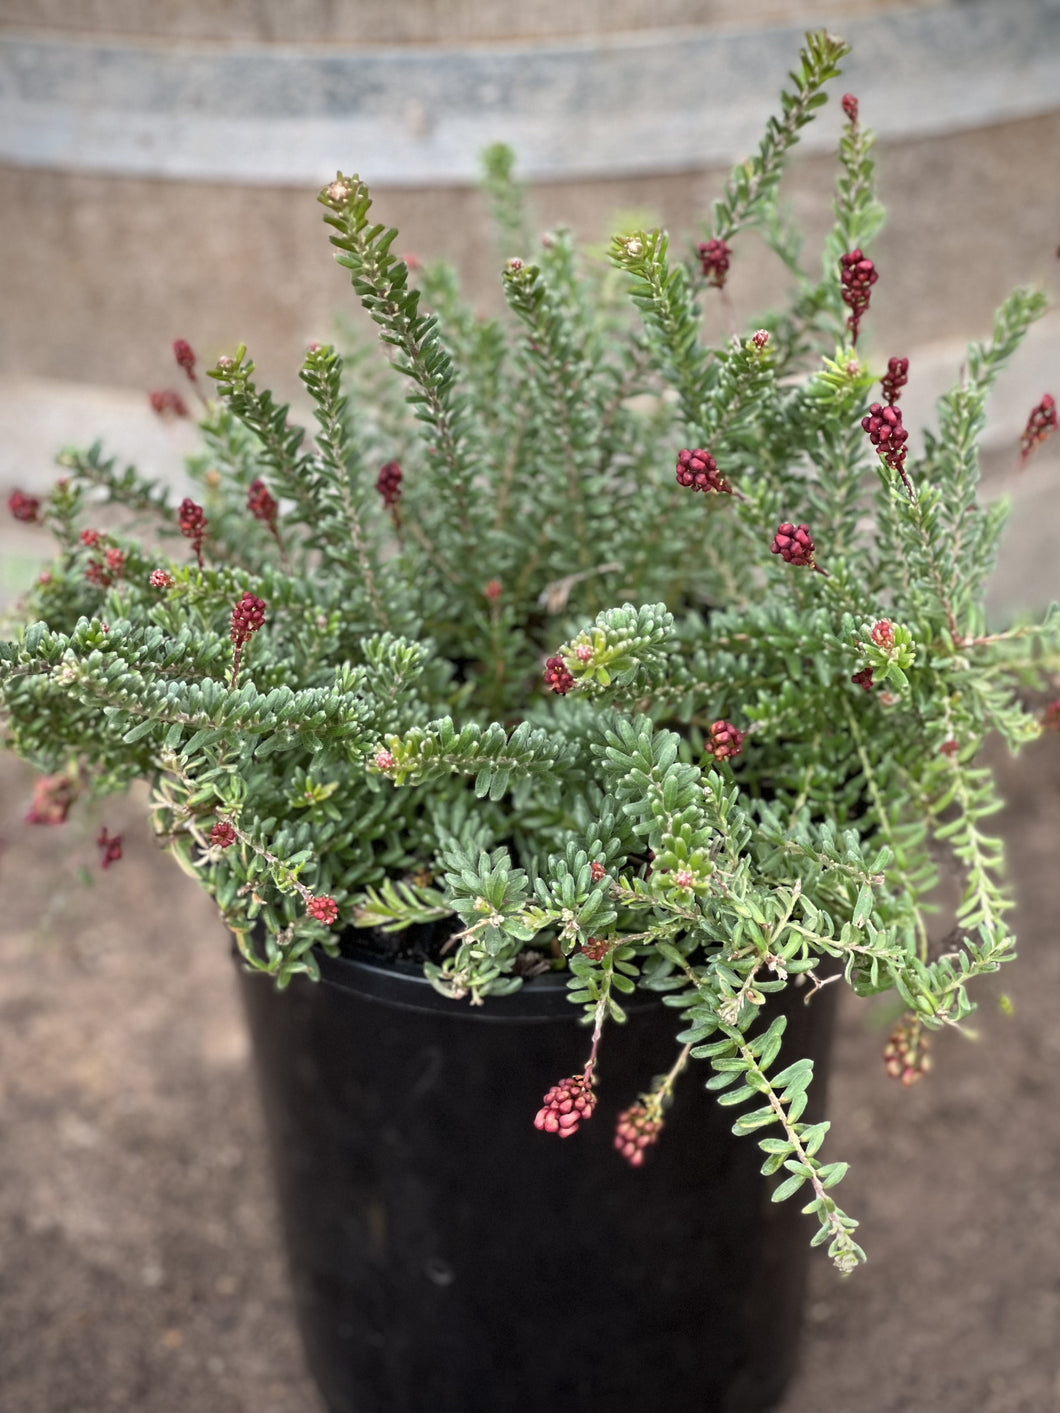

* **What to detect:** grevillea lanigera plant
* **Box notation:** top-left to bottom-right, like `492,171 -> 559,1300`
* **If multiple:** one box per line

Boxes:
3,32 -> 1058,1272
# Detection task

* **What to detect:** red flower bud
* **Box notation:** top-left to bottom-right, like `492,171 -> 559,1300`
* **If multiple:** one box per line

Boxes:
704,719 -> 744,761
173,339 -> 196,374
307,894 -> 339,926
230,591 -> 266,648
839,249 -> 878,344
543,655 -> 575,694
696,238 -> 732,289
770,522 -> 816,568
841,93 -> 859,124
7,490 -> 41,523
534,1073 -> 597,1138
675,448 -> 729,494
1019,394 -> 1057,465
211,820 -> 237,848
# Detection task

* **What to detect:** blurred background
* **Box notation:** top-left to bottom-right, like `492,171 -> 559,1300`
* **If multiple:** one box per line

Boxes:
2,2 -> 1059,1410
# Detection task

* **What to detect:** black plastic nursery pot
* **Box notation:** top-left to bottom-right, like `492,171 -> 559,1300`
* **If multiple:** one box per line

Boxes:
238,936 -> 837,1413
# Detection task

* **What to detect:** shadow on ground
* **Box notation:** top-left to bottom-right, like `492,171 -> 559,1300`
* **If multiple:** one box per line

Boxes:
1,740 -> 1059,1413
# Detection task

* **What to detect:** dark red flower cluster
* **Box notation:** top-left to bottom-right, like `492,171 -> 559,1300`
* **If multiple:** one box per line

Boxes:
247,478 -> 279,531
26,771 -> 77,826
149,569 -> 174,589
770,522 -> 816,568
704,719 -> 744,761
589,860 -> 607,883
533,1073 -> 597,1138
211,820 -> 237,848
179,498 -> 208,567
696,238 -> 732,289
80,528 -> 101,547
7,490 -> 40,523
376,460 -> 402,508
149,389 -> 189,419
675,448 -> 729,494
579,937 -> 613,962
851,667 -> 874,692
614,1102 -> 664,1167
881,356 -> 909,405
230,591 -> 267,648
1019,394 -> 1057,465
839,249 -> 878,344
97,826 -> 123,870
751,329 -> 770,351
307,894 -> 339,925
1042,699 -> 1060,732
172,339 -> 196,374
85,548 -> 125,588
862,402 -> 909,477
841,92 -> 859,125
543,655 -> 574,694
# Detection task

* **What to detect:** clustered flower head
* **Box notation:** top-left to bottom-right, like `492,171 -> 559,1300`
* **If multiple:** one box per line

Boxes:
614,1101 -> 665,1167
1042,699 -> 1060,732
97,826 -> 122,870
179,497 -> 208,567
85,546 -> 126,588
579,937 -> 612,962
247,478 -> 279,532
230,591 -> 267,648
675,448 -> 729,494
841,92 -> 859,124
870,619 -> 895,650
1019,394 -> 1057,465
374,748 -> 396,770
839,249 -> 878,344
173,339 -> 196,375
211,820 -> 237,848
770,522 -> 816,569
7,490 -> 40,523
307,894 -> 339,925
704,719 -> 744,761
883,1012 -> 932,1086
150,568 -> 174,589
589,860 -> 607,883
543,655 -> 574,695
376,460 -> 402,509
149,389 -> 189,419
862,402 -> 909,477
696,237 -> 732,288
25,771 -> 78,826
533,1072 -> 597,1138
851,666 -> 874,691
751,329 -> 769,351
881,356 -> 909,405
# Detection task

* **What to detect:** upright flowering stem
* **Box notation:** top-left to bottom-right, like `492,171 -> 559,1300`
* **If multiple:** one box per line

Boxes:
229,591 -> 266,685
839,249 -> 878,345
247,478 -> 288,566
179,498 -> 208,568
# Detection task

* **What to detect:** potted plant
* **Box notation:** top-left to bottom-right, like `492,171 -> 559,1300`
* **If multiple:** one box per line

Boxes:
3,28 -> 1057,1413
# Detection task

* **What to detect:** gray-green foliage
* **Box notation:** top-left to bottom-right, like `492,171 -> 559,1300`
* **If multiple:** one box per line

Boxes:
2,30 -> 1056,1269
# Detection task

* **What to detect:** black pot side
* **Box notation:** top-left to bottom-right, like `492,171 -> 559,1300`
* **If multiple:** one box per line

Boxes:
237,938 -> 837,1413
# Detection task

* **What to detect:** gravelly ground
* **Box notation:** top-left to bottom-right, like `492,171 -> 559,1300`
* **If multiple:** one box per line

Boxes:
2,733 -> 1060,1413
